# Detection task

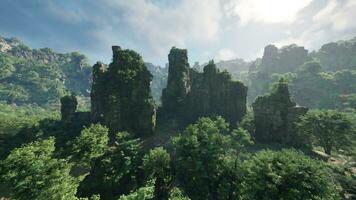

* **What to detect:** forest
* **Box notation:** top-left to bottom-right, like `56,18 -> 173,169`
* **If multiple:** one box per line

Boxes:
0,33 -> 355,200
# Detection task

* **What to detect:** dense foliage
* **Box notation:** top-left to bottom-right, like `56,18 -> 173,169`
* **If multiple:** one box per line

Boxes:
240,149 -> 340,199
0,37 -> 91,107
0,36 -> 356,200
0,138 -> 79,200
247,38 -> 356,110
173,117 -> 251,200
71,124 -> 109,167
297,110 -> 354,155
78,132 -> 143,199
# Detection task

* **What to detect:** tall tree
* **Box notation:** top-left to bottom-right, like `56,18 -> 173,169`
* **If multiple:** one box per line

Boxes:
78,132 -> 142,199
0,138 -> 79,200
143,147 -> 172,200
172,117 -> 239,200
240,149 -> 340,199
71,124 -> 109,168
297,110 -> 354,155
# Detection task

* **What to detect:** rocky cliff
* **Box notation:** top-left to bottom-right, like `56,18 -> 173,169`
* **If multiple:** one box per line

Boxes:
259,44 -> 309,74
161,47 -> 247,126
252,79 -> 308,144
161,47 -> 191,117
91,46 -> 156,138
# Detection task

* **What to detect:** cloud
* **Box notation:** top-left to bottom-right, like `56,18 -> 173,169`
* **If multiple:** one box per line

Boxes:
274,37 -> 308,48
216,48 -> 237,61
1,0 -> 355,66
96,0 -> 222,60
226,0 -> 313,25
46,2 -> 89,24
272,0 -> 356,52
313,0 -> 356,31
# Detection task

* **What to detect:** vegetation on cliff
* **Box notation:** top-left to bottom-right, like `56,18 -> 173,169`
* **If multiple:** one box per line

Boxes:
0,37 -> 355,200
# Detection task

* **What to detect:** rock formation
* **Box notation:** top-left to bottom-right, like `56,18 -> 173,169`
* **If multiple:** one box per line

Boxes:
161,47 -> 191,117
248,44 -> 309,102
60,94 -> 78,122
259,44 -> 309,74
161,47 -> 247,126
252,79 -> 308,144
185,61 -> 247,126
91,46 -> 156,138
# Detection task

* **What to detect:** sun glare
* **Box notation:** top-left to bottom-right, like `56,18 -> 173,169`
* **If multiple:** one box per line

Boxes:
234,0 -> 313,24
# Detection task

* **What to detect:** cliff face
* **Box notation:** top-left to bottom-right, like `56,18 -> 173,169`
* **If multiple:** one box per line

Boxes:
185,61 -> 247,126
60,94 -> 90,123
248,44 -> 309,102
91,46 -> 156,138
161,47 -> 191,117
252,80 -> 308,144
60,95 -> 78,122
259,44 -> 309,74
161,47 -> 247,126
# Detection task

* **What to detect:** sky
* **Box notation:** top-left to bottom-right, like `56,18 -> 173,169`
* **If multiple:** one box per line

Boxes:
0,0 -> 355,67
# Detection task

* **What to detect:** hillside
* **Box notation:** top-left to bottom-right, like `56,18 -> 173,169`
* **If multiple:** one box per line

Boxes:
0,36 -> 172,108
0,36 -> 91,108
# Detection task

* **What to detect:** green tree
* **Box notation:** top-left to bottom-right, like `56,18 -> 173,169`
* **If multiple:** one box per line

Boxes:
0,55 -> 15,79
172,117 -> 239,200
143,147 -> 172,200
231,128 -> 254,153
118,181 -> 154,200
297,61 -> 323,75
118,184 -> 190,200
168,187 -> 190,200
297,110 -> 353,155
0,137 -> 79,200
71,124 -> 109,167
240,149 -> 340,200
238,108 -> 255,135
78,132 -> 142,199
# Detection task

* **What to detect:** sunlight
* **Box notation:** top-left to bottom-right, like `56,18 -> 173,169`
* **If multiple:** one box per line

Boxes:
234,0 -> 313,24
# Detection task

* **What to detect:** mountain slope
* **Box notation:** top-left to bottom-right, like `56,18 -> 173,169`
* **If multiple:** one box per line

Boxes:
0,36 -> 91,107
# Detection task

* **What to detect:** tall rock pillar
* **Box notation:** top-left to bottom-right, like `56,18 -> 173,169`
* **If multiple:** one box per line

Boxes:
161,47 -> 191,117
90,46 -> 156,138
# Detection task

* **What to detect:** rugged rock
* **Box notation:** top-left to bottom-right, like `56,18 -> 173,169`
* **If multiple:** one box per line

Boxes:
91,62 -> 107,123
314,37 -> 356,71
260,44 -> 309,74
161,47 -> 191,117
161,47 -> 247,126
60,95 -> 78,122
247,44 -> 309,102
91,46 -> 156,138
185,61 -> 247,126
252,79 -> 308,144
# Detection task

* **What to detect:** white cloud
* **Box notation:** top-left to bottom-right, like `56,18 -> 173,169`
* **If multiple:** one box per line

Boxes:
39,0 -> 356,65
46,2 -> 89,24
313,0 -> 356,31
216,48 -> 237,61
271,0 -> 356,53
101,0 -> 222,58
226,0 -> 313,25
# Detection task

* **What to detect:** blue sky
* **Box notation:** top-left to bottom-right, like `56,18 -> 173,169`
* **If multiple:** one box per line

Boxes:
0,0 -> 355,66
